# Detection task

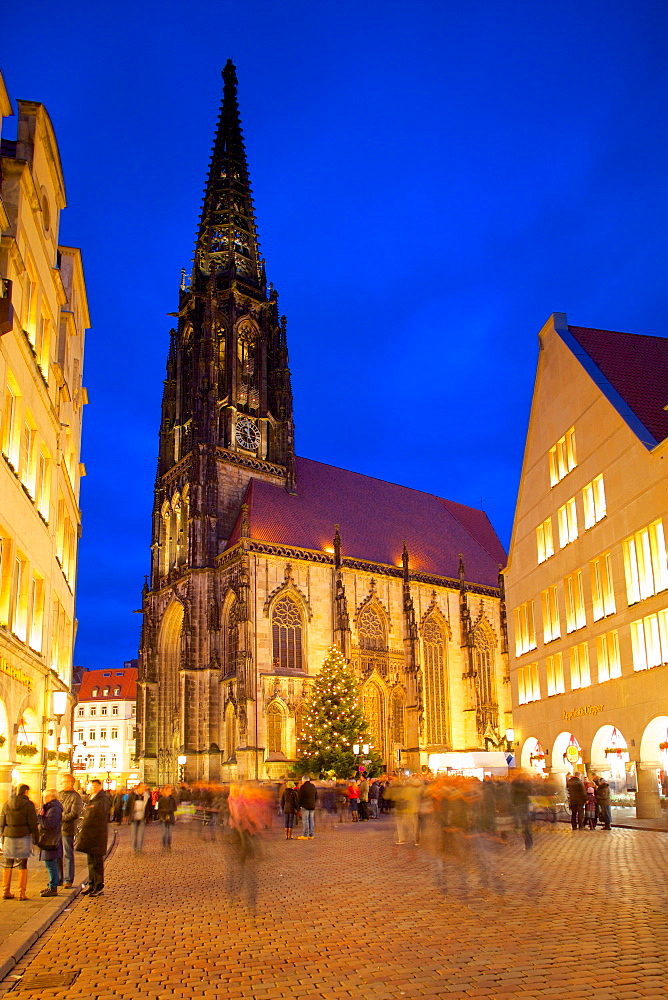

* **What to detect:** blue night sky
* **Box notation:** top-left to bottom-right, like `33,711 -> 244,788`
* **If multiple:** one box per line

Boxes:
3,1 -> 668,670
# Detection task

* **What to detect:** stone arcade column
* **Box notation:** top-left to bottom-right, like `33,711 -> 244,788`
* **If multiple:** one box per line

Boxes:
635,760 -> 662,819
0,761 -> 14,808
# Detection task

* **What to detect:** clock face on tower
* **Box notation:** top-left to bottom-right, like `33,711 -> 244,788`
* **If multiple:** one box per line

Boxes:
236,414 -> 261,451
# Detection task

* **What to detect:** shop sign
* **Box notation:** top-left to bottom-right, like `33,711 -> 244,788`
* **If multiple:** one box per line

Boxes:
562,704 -> 603,722
565,745 -> 580,763
0,656 -> 33,690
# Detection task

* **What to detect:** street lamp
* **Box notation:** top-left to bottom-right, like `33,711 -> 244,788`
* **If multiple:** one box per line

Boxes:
177,754 -> 187,783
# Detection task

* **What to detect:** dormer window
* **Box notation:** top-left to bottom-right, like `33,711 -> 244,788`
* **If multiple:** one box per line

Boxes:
103,687 -> 110,695
92,687 -> 99,697
114,686 -> 121,696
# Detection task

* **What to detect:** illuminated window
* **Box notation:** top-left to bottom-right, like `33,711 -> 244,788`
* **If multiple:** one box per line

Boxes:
597,631 -> 621,682
514,600 -> 536,656
390,687 -> 406,746
272,595 -> 303,671
590,553 -> 615,621
28,572 -> 44,652
546,653 -> 565,696
557,498 -> 578,548
570,642 -> 591,689
518,663 -> 540,704
357,604 -> 386,651
2,383 -> 16,460
267,702 -> 284,754
623,520 -> 668,605
536,517 -> 554,563
583,475 -> 606,529
91,687 -> 98,697
549,427 -> 577,486
422,618 -> 447,746
18,421 -> 34,487
564,571 -> 586,633
224,702 -> 236,760
10,555 -> 28,642
103,687 -> 109,696
630,610 -> 668,671
541,585 -> 561,643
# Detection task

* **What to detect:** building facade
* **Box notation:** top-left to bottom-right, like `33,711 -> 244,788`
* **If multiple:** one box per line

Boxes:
137,63 -> 510,784
72,665 -> 138,790
0,74 -> 89,803
505,312 -> 668,817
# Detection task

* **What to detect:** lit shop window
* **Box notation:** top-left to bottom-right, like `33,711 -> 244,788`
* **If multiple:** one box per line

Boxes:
583,475 -> 606,529
514,601 -> 536,657
541,585 -> 561,643
564,570 -> 586,633
590,553 -> 616,621
630,610 -> 668,672
546,653 -> 565,696
597,631 -> 621,683
549,427 -> 577,486
536,517 -> 554,564
518,663 -> 540,704
623,520 -> 668,605
558,498 -> 578,548
570,642 -> 591,690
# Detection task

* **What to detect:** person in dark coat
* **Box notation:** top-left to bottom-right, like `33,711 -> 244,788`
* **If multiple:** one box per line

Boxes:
38,791 -> 63,896
280,781 -> 299,840
156,784 -> 177,849
595,777 -> 612,829
297,776 -> 317,839
58,774 -> 83,888
75,779 -> 110,897
1,783 -> 39,900
567,773 -> 587,829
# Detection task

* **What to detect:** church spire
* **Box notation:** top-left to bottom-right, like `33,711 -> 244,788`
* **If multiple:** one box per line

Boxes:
195,59 -> 263,292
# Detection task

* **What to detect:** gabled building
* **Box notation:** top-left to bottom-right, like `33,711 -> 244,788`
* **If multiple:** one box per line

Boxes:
136,63 -> 510,784
73,665 -> 138,790
505,312 -> 668,817
0,73 -> 89,803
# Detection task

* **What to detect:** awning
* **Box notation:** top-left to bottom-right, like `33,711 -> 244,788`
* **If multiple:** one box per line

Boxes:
428,751 -> 509,774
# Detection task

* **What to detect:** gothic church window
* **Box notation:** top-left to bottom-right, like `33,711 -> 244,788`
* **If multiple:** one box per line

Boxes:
266,702 -> 284,755
295,703 -> 306,745
357,605 -> 386,651
272,595 -> 303,671
224,702 -> 236,760
236,323 -> 258,408
363,682 -> 384,756
473,622 -> 497,729
226,599 -> 239,675
422,618 -> 448,746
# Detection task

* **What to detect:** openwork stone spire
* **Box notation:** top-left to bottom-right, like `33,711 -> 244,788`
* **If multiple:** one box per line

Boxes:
195,59 -> 263,291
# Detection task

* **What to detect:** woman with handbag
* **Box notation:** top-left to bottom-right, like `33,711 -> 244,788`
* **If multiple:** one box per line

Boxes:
38,791 -> 63,896
1,783 -> 39,900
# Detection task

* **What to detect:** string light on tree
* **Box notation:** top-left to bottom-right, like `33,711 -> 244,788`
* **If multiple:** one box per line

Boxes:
296,646 -> 382,778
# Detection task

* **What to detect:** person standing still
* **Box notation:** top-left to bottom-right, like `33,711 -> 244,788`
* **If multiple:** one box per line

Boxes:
58,774 -> 82,888
157,785 -> 177,849
0,783 -> 39,900
358,777 -> 369,821
297,776 -> 317,839
76,779 -> 110,897
38,790 -> 63,896
126,782 -> 151,852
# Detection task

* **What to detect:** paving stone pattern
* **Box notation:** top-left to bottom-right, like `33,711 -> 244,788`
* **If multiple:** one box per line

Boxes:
1,817 -> 668,1000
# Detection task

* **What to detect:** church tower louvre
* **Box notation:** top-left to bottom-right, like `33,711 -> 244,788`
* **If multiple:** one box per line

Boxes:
137,62 -> 295,784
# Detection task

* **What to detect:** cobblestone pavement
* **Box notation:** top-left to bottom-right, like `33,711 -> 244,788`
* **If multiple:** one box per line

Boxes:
1,816 -> 668,1000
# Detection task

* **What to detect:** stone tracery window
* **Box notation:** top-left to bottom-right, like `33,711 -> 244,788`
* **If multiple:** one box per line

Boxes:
423,617 -> 448,746
363,682 -> 385,756
357,605 -> 386,651
226,599 -> 238,675
272,595 -> 303,671
236,322 -> 258,408
224,701 -> 236,760
473,622 -> 498,732
266,702 -> 284,754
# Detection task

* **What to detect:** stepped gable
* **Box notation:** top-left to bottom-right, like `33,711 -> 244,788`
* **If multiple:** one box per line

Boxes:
568,325 -> 668,446
227,456 -> 506,587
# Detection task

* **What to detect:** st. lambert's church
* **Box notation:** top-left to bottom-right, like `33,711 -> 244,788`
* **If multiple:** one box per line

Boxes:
136,63 -> 511,783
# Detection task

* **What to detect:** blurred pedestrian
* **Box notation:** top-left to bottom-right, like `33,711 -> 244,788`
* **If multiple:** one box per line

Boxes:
297,775 -> 317,839
347,780 -> 359,822
58,773 -> 82,888
280,781 -> 299,840
510,773 -> 534,849
368,780 -> 379,818
38,790 -> 63,896
126,782 -> 151,852
157,784 -> 177,849
75,779 -> 110,897
358,776 -> 369,821
0,783 -> 39,900
584,783 -> 597,830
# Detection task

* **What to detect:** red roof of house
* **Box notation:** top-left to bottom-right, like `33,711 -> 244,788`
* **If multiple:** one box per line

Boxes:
77,668 -> 137,701
227,456 -> 506,586
568,325 -> 668,446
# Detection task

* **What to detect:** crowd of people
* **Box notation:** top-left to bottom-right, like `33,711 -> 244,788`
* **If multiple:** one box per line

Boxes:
0,768 -> 615,902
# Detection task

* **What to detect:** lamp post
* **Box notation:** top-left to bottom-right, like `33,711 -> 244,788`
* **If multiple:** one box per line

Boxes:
504,728 -> 516,764
177,755 -> 187,784
352,743 -> 369,774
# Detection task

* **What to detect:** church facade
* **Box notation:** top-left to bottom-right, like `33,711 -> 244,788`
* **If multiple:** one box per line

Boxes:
136,63 -> 511,783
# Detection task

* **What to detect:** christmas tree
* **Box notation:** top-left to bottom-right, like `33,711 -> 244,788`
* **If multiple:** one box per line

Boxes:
296,646 -> 383,778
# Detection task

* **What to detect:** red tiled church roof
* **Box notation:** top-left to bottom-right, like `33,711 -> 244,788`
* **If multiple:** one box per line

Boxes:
568,325 -> 668,446
78,668 -> 137,701
227,456 -> 506,587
